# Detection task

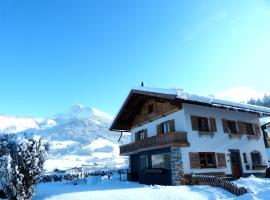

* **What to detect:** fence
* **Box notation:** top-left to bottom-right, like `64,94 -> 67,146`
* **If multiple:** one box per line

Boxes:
191,174 -> 247,196
39,169 -> 128,183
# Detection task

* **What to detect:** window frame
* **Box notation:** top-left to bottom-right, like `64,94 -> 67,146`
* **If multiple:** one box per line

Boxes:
197,117 -> 210,132
243,153 -> 248,164
161,121 -> 171,134
151,153 -> 171,170
251,151 -> 262,164
246,123 -> 255,135
227,120 -> 238,134
135,129 -> 147,141
199,152 -> 217,168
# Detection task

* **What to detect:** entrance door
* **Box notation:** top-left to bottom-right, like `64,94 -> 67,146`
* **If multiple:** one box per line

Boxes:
229,150 -> 242,179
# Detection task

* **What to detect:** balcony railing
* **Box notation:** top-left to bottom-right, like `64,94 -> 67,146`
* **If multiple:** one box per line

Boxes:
120,131 -> 189,155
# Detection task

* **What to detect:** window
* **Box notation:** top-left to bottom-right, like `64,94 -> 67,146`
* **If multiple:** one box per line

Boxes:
190,152 -> 225,169
223,119 -> 239,134
135,129 -> 147,141
140,155 -> 149,169
151,153 -> 171,169
246,123 -> 254,135
199,152 -> 217,168
243,153 -> 248,164
147,104 -> 154,114
198,117 -> 209,132
161,121 -> 171,133
251,151 -> 262,164
191,116 -> 216,133
157,120 -> 175,134
228,120 -> 237,134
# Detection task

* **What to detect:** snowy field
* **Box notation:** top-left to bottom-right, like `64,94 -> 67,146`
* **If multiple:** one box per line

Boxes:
34,176 -> 270,200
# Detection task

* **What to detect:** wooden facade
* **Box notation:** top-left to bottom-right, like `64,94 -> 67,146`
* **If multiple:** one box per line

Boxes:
110,89 -> 178,132
131,97 -> 181,128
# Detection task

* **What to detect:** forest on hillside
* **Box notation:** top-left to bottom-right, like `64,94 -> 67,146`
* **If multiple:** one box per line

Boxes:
248,94 -> 270,108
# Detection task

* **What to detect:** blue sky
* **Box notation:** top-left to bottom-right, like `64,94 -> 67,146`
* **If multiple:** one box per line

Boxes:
0,0 -> 270,117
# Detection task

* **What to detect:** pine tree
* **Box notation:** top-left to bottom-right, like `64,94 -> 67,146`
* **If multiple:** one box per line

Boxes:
247,94 -> 270,108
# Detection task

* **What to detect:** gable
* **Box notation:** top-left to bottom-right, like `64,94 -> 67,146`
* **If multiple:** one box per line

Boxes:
131,97 -> 181,128
109,89 -> 178,131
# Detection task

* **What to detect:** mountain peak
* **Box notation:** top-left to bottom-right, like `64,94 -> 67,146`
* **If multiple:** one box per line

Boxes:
54,104 -> 113,122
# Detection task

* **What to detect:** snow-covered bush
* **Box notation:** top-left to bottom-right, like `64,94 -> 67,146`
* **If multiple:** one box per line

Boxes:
0,134 -> 47,200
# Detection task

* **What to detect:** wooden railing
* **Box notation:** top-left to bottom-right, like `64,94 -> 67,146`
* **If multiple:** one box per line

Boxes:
120,131 -> 189,155
191,174 -> 247,196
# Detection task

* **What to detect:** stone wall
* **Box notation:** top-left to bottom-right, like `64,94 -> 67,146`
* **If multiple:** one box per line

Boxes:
170,146 -> 184,185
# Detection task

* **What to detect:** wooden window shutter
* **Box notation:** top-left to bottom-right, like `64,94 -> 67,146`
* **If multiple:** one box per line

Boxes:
189,152 -> 200,169
216,153 -> 226,168
254,124 -> 261,136
209,118 -> 217,132
237,121 -> 247,134
169,119 -> 176,132
222,119 -> 229,133
157,124 -> 162,135
191,116 -> 199,131
144,129 -> 148,138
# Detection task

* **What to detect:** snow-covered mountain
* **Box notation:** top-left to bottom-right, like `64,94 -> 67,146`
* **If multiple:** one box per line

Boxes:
0,104 -> 130,172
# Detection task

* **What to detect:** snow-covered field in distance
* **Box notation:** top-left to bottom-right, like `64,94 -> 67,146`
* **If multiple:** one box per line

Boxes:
0,104 -> 130,172
34,175 -> 270,200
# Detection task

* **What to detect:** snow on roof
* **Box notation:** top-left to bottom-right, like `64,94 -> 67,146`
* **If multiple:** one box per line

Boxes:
260,117 -> 270,126
132,86 -> 270,116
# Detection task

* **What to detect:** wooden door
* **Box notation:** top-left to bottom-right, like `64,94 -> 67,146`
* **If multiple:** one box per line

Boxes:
229,150 -> 242,179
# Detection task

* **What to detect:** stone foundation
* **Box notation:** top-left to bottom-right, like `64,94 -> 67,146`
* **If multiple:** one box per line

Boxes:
170,146 -> 184,185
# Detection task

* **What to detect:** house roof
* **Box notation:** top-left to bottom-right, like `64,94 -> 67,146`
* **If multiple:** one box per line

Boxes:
260,117 -> 270,127
110,87 -> 270,132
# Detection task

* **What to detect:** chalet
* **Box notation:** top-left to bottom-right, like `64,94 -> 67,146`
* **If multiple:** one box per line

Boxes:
110,87 -> 270,186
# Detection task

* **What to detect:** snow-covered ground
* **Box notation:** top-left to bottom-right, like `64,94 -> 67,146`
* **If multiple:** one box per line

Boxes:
34,176 -> 270,200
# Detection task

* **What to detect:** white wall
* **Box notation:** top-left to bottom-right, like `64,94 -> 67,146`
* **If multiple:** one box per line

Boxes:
130,108 -> 185,142
129,103 -> 268,175
181,103 -> 268,175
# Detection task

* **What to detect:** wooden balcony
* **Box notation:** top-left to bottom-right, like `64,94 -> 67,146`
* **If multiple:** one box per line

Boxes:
120,131 -> 189,155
